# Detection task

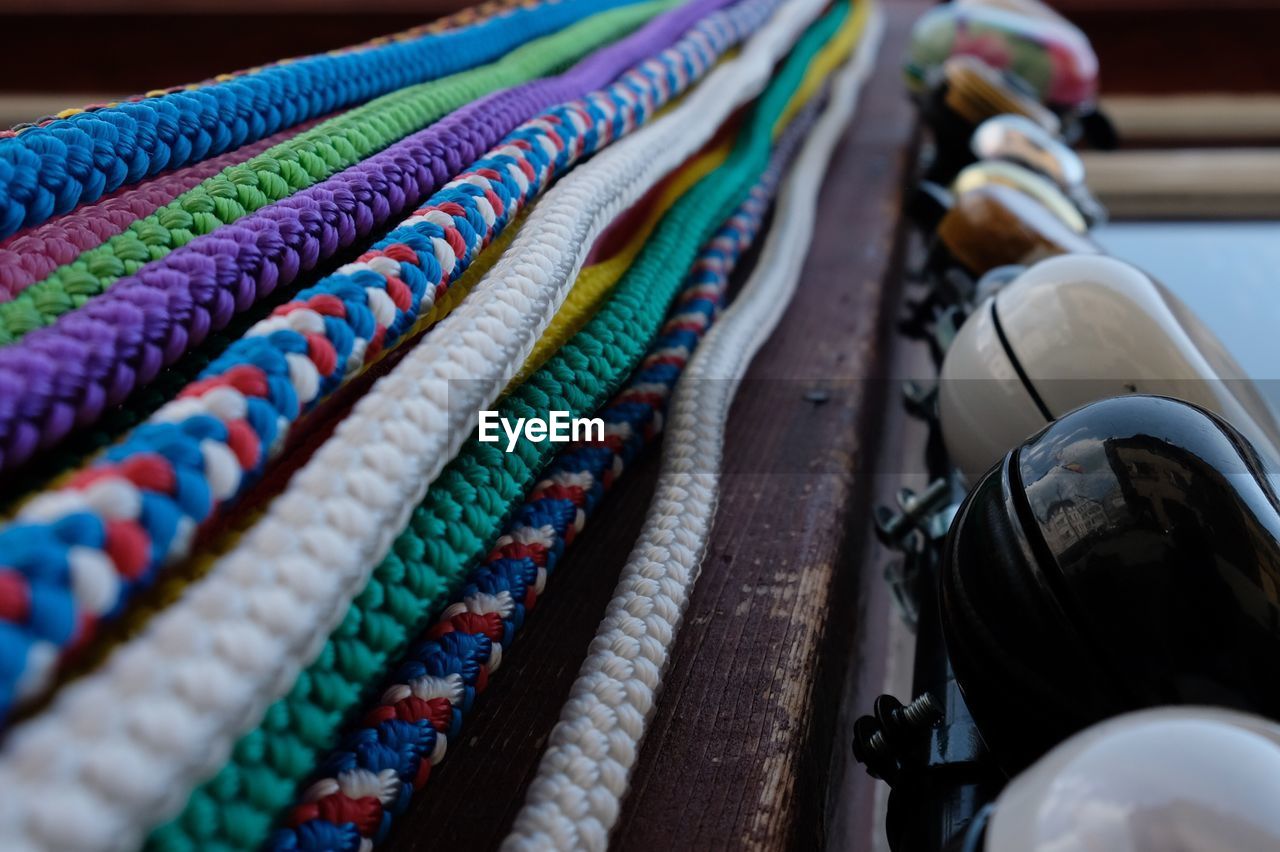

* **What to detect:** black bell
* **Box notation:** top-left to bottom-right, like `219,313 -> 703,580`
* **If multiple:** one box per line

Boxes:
940,394 -> 1280,774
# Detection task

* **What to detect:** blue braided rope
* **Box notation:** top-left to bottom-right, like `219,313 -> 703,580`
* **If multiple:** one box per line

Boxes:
0,0 -> 649,241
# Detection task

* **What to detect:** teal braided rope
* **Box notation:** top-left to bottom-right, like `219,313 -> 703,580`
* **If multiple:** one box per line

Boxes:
0,1 -> 668,346
149,7 -> 847,849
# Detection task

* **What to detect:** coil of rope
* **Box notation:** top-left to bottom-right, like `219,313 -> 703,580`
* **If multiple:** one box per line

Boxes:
503,7 -> 883,849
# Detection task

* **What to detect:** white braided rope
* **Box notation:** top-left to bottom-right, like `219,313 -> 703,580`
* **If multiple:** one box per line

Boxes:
0,4 -> 831,850
502,12 -> 885,850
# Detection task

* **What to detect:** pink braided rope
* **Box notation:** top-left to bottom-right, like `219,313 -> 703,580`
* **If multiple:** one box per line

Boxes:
0,116 -> 326,302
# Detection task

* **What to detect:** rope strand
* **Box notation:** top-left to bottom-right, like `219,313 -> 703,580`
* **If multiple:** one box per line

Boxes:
0,118 -> 326,303
272,153 -> 782,852
0,0 -> 754,721
0,0 -> 651,241
267,88 -> 822,852
146,142 -> 725,852
0,0 -> 661,348
0,0 -> 696,471
5,0 -> 538,133
0,3 -> 809,848
503,8 -> 883,849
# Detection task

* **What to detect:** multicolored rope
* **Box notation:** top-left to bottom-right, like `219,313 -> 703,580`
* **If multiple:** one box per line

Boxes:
144,142 -> 728,852
0,0 -> 770,724
0,0 -> 676,355
268,115 -> 792,852
0,3 -> 817,845
0,0 -> 693,470
507,9 -> 882,848
157,20 -> 821,852
0,0 -> 652,240
0,118 -> 325,303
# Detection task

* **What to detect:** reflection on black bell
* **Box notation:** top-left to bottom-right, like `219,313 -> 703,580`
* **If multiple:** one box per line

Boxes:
940,394 -> 1280,775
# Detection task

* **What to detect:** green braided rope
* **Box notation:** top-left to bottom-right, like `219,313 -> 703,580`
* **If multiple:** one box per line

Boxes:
148,9 -> 845,849
0,0 -> 674,345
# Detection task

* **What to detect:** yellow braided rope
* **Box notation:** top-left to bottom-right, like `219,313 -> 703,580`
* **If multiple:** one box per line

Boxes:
513,144 -> 731,385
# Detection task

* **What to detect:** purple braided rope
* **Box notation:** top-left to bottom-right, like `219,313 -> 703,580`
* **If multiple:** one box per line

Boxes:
0,117 -> 326,302
0,0 -> 736,473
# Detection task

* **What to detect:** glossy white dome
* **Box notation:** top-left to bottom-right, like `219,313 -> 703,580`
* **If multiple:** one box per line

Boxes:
939,254 -> 1280,479
987,707 -> 1280,852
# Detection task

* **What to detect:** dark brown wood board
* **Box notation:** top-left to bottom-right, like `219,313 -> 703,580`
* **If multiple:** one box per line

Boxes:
382,1 -> 928,848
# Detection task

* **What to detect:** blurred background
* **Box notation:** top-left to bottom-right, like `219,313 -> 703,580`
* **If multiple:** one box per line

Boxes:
3,0 -> 1280,120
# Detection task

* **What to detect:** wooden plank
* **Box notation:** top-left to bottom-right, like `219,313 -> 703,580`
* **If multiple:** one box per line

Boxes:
1100,94 -> 1280,144
613,2 -> 924,846
1081,148 -> 1280,217
381,1 -> 927,848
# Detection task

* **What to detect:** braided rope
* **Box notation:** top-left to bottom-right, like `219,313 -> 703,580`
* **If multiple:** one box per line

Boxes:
0,3 -> 811,848
140,139 -> 699,846
7,0 -> 539,132
152,132 -> 734,852
0,0 -> 749,720
53,205 -> 531,694
0,0 -> 692,472
0,200 -> 530,521
152,10 -> 825,849
0,0 -> 655,241
0,0 -> 665,349
152,27 -> 807,852
270,145 -> 788,852
0,90 -> 715,509
143,143 -> 712,848
504,12 -> 884,848
149,102 -> 754,852
0,118 -> 328,303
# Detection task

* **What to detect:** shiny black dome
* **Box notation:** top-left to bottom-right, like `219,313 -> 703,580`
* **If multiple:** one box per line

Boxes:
940,394 -> 1280,774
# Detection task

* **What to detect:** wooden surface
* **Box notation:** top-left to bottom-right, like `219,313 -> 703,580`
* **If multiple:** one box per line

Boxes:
380,1 -> 927,849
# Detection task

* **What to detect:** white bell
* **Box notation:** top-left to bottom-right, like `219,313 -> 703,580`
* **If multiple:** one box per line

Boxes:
985,707 -> 1280,852
939,253 -> 1280,478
